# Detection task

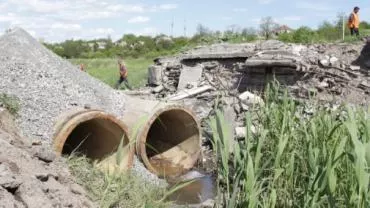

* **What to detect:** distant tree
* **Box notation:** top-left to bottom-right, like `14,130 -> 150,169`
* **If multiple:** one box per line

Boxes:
93,42 -> 99,52
260,17 -> 278,40
360,21 -> 370,29
105,35 -> 114,50
196,24 -> 212,36
241,27 -> 257,36
317,21 -> 340,41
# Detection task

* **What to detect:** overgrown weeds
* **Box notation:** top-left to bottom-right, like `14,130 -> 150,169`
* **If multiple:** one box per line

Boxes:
210,82 -> 370,207
0,93 -> 20,115
67,155 -> 172,208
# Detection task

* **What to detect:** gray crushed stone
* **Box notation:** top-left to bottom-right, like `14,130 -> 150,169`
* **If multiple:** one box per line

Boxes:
0,28 -> 127,142
0,28 -> 161,184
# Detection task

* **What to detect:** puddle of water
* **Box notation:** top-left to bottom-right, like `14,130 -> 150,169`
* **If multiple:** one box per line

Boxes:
168,171 -> 216,205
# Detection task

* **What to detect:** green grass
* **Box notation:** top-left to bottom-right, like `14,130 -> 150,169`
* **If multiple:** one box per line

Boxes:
67,155 -> 172,208
0,93 -> 20,115
210,82 -> 370,207
70,58 -> 153,89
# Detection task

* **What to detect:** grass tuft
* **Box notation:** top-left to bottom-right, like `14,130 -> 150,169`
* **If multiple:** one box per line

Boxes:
67,155 -> 172,208
0,93 -> 20,115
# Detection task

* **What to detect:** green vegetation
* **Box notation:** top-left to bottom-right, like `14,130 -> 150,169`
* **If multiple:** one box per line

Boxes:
70,58 -> 152,89
278,20 -> 370,44
0,93 -> 20,115
43,23 -> 258,60
67,156 -> 171,208
210,83 -> 370,207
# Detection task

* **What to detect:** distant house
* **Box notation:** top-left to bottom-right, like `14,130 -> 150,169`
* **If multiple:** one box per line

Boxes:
273,25 -> 293,36
96,41 -> 106,50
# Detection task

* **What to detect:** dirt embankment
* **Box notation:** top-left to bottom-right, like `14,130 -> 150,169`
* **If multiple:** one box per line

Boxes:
0,108 -> 95,208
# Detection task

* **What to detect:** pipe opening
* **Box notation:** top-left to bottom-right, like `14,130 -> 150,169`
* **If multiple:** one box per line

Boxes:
54,111 -> 133,171
62,118 -> 127,159
142,109 -> 200,177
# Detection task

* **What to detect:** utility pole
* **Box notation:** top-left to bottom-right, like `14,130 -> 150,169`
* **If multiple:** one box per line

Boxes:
184,18 -> 187,37
342,13 -> 345,41
171,17 -> 174,37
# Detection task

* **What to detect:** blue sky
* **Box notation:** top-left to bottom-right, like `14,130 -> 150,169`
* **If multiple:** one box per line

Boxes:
0,0 -> 369,42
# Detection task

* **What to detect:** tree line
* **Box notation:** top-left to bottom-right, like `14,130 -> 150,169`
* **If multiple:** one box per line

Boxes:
44,16 -> 370,59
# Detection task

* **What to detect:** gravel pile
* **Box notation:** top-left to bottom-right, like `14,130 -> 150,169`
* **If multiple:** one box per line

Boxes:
0,28 -> 128,142
0,28 -> 161,184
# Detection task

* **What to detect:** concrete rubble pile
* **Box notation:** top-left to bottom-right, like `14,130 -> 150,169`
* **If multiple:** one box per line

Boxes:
143,40 -> 370,140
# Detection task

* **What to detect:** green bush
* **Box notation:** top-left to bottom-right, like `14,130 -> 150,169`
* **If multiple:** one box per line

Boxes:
292,26 -> 317,43
278,32 -> 293,43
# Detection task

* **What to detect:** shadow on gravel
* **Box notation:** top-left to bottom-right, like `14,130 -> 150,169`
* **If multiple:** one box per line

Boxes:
352,41 -> 370,74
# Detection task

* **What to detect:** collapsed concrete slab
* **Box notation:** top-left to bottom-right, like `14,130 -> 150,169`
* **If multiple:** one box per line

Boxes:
177,65 -> 204,90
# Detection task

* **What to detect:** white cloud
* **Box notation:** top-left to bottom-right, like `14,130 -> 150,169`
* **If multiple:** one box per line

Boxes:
51,23 -> 82,31
94,28 -> 115,34
221,16 -> 232,21
0,0 -> 178,41
106,4 -> 145,13
158,4 -> 178,10
9,0 -> 69,13
251,18 -> 262,23
281,16 -> 302,21
233,8 -> 248,12
296,1 -> 332,11
258,0 -> 274,4
0,13 -> 17,22
128,16 -> 150,23
124,27 -> 158,36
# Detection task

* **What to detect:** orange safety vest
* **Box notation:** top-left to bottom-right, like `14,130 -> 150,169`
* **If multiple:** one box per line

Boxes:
348,12 -> 360,29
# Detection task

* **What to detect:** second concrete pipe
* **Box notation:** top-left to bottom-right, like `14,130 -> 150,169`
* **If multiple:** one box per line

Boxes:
122,97 -> 202,177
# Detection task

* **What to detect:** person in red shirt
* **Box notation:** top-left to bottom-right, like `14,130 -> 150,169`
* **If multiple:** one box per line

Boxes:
80,64 -> 85,72
115,59 -> 132,90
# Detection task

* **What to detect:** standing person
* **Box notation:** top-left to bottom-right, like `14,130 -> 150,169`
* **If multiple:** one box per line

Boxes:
348,6 -> 360,37
80,64 -> 85,72
115,59 -> 132,90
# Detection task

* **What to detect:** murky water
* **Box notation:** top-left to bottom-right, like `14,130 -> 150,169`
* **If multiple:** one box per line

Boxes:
168,171 -> 216,205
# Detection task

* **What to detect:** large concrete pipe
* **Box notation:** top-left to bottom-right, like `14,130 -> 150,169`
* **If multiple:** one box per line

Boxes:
123,97 -> 201,177
53,109 -> 134,171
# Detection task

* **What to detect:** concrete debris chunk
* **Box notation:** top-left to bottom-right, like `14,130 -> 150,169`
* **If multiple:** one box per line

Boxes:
350,65 -> 360,71
152,85 -> 164,93
319,59 -> 329,67
238,91 -> 264,106
148,65 -> 163,86
235,127 -> 246,139
177,65 -> 203,90
168,85 -> 213,101
329,56 -> 339,66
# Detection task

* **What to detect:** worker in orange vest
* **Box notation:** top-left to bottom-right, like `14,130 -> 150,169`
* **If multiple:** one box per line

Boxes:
348,6 -> 360,37
115,59 -> 132,90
